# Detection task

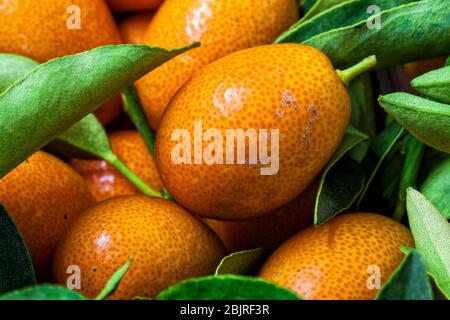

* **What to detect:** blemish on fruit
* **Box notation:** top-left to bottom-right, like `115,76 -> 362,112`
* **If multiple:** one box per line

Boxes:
280,89 -> 298,111
300,104 -> 319,160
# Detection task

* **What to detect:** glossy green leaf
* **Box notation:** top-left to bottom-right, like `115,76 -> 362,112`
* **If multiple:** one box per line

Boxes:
0,285 -> 86,300
50,114 -> 111,159
406,188 -> 450,298
315,126 -> 368,225
315,156 -> 366,225
357,121 -> 405,208
376,250 -> 433,300
420,157 -> 450,219
300,0 -> 347,22
378,145 -> 405,213
0,54 -> 38,93
393,135 -> 426,221
412,66 -> 450,104
0,205 -> 35,293
418,148 -> 449,185
303,0 -> 450,69
302,0 -> 318,13
0,53 -> 111,161
0,43 -> 198,179
348,73 -> 376,138
157,275 -> 300,300
122,85 -> 156,156
95,257 -> 133,300
48,113 -> 163,198
400,245 -> 413,255
215,248 -> 268,276
348,141 -> 370,164
277,0 -> 413,44
379,92 -> 450,153
121,87 -> 172,199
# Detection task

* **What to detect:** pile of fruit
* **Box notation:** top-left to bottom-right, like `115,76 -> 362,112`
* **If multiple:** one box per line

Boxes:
0,0 -> 449,301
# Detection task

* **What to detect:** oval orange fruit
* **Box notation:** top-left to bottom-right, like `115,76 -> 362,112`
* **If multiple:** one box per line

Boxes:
53,195 -> 226,299
107,0 -> 163,12
205,180 -> 317,252
118,13 -> 153,44
70,130 -> 164,202
0,151 -> 94,280
0,0 -> 124,125
136,0 -> 300,129
155,44 -> 350,220
258,213 -> 414,300
0,0 -> 121,62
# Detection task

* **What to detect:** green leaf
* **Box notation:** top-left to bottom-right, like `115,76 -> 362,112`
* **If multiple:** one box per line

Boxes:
302,0 -> 318,13
300,0 -> 347,22
406,188 -> 450,298
215,248 -> 268,276
0,285 -> 86,300
412,66 -> 450,104
446,56 -> 450,66
95,257 -> 133,300
49,114 -> 111,159
400,245 -> 413,255
157,275 -> 300,300
376,250 -> 433,300
378,145 -> 405,212
277,0 -> 413,44
315,156 -> 366,225
323,126 -> 369,172
0,43 -> 198,179
348,73 -> 376,138
400,246 -> 448,300
392,134 -> 426,221
0,205 -> 36,293
303,0 -> 450,69
420,157 -> 450,219
379,92 -> 450,153
357,121 -> 405,208
48,113 -> 163,198
419,148 -> 449,185
122,85 -> 156,156
315,126 -> 368,225
0,53 -> 111,161
0,54 -> 38,93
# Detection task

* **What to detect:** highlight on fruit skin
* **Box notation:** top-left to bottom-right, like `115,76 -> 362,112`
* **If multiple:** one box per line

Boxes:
52,195 -> 226,299
258,213 -> 414,300
136,0 -> 300,129
0,151 -> 95,281
70,130 -> 164,202
155,43 -> 351,220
